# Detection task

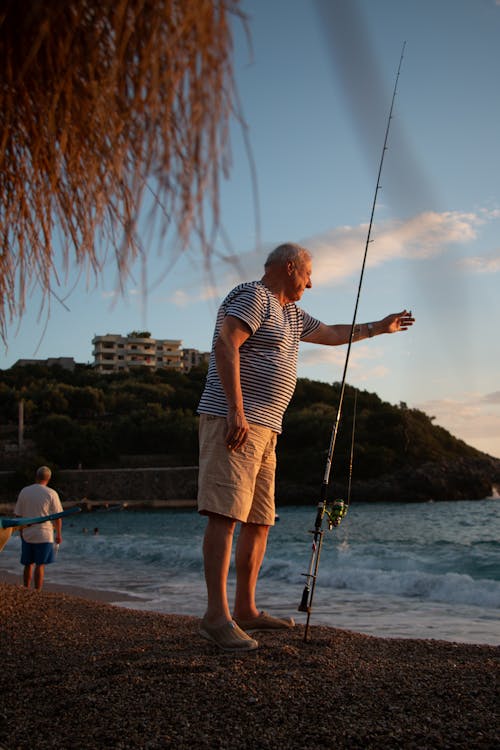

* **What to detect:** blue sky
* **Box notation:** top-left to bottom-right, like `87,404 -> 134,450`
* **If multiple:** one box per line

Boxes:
2,0 -> 500,459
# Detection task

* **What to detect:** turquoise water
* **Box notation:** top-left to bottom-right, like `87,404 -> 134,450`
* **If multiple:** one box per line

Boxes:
2,500 -> 499,645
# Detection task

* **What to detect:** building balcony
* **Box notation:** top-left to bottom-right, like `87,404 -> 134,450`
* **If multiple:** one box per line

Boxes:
125,346 -> 156,356
126,357 -> 156,367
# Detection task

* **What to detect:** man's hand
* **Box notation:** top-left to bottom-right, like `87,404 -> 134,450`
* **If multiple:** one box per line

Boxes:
381,310 -> 415,334
225,406 -> 249,451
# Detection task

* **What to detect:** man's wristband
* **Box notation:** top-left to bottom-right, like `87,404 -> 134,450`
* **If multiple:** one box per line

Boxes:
367,322 -> 374,338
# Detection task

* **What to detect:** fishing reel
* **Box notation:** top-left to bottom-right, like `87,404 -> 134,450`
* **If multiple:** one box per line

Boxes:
325,499 -> 348,530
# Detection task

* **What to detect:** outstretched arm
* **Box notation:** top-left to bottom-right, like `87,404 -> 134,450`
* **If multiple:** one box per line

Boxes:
302,310 -> 415,346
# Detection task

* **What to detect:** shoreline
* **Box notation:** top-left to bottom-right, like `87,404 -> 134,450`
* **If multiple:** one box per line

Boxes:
1,580 -> 498,749
0,568 -> 140,604
0,499 -> 198,515
2,569 -> 498,648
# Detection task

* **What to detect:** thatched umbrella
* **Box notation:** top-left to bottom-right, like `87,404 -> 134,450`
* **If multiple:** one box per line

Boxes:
0,0 -> 243,343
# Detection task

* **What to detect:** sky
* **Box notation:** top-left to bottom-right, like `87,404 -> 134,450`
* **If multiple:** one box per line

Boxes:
2,0 -> 500,459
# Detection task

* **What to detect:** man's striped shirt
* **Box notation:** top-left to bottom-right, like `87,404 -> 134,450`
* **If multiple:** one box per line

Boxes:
197,280 -> 321,433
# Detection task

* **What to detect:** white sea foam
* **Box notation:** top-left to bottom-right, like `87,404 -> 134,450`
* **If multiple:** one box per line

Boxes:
318,566 -> 500,609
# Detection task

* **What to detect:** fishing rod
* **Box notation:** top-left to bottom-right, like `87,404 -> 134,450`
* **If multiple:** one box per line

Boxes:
298,42 -> 406,642
298,390 -> 355,641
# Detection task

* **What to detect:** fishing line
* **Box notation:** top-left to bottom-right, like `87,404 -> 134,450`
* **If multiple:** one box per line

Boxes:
298,42 -> 406,642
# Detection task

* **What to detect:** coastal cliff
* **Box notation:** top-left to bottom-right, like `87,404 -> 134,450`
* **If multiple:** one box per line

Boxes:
276,454 -> 500,504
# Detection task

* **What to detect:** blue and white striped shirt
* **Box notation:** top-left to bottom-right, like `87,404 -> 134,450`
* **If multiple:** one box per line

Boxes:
197,280 -> 320,433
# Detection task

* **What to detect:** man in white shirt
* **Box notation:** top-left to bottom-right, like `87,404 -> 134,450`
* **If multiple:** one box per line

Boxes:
15,466 -> 63,590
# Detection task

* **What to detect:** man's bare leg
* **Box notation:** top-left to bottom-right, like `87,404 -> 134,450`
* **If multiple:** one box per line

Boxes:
233,522 -> 270,621
23,564 -> 33,588
34,564 -> 45,590
202,513 -> 237,626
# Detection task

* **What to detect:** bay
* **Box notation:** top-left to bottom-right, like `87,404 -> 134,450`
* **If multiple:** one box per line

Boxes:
2,499 -> 498,646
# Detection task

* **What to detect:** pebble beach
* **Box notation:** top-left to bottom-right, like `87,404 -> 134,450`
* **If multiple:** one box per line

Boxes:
1,581 -> 498,749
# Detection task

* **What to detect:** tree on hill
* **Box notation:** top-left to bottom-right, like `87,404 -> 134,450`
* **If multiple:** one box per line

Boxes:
0,364 -> 487,485
278,381 -> 483,490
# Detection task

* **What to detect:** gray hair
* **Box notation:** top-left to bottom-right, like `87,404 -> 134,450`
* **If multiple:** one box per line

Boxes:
264,242 -> 311,269
36,466 -> 52,481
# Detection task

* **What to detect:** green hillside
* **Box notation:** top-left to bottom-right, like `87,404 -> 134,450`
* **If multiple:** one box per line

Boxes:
0,363 -> 497,501
280,378 -> 482,482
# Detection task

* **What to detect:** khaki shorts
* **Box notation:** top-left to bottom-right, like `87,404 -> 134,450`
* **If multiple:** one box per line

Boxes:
197,414 -> 278,525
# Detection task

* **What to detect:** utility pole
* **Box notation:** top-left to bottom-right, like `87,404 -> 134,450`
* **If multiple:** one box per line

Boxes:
18,399 -> 24,452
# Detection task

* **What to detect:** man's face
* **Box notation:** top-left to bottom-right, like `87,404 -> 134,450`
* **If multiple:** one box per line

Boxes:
285,257 -> 312,302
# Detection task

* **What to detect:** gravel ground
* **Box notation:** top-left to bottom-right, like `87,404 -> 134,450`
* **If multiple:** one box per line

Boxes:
0,582 -> 498,749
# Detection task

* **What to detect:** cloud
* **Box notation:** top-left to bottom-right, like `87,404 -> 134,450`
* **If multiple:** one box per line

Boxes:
483,391 -> 500,404
478,207 -> 500,220
299,342 -> 389,382
168,284 -> 220,307
170,289 -> 189,307
415,392 -> 500,458
102,286 -> 140,300
299,344 -> 348,368
458,252 -> 500,274
306,210 -> 482,286
194,209 -> 481,296
169,206 -> 498,304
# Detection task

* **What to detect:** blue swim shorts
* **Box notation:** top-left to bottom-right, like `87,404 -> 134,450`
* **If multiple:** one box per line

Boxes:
21,540 -> 55,566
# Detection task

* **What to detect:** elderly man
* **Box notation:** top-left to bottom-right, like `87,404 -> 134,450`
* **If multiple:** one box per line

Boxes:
197,243 -> 414,651
15,466 -> 63,590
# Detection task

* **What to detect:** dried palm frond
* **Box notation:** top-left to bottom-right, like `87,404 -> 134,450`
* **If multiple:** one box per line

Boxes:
0,0 -> 242,343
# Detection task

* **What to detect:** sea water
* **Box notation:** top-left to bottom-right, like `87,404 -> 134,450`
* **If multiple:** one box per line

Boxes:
2,500 -> 499,646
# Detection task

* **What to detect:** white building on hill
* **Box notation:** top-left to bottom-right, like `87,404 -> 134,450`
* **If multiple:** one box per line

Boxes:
92,332 -> 209,374
92,332 -> 182,373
